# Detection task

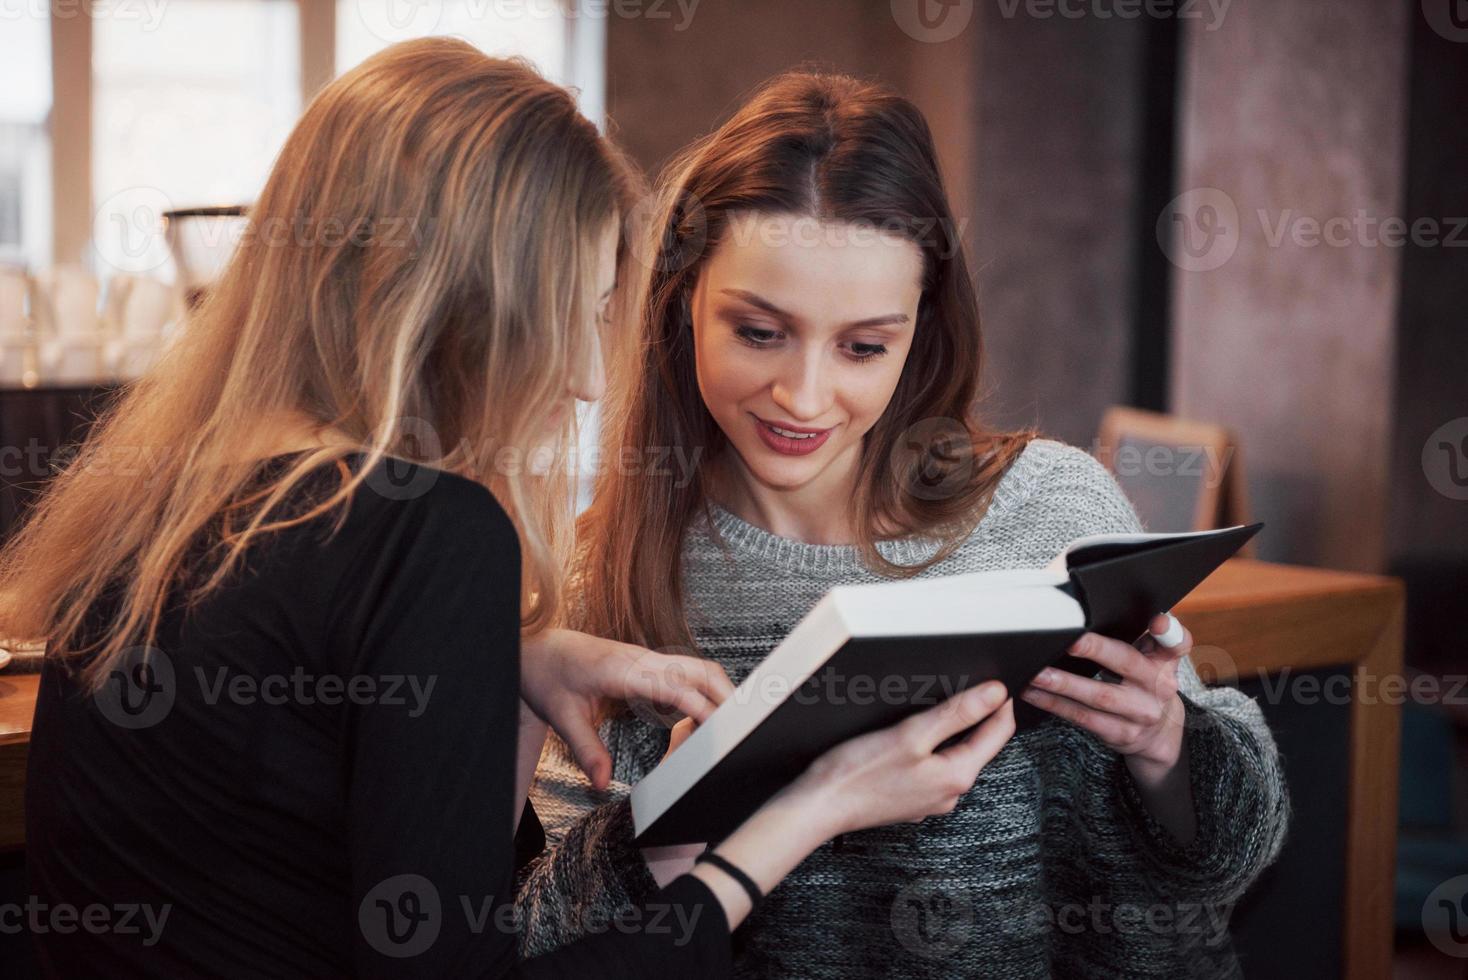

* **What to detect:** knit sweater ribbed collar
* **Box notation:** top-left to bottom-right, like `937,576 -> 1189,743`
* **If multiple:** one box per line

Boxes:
696,437 -> 1054,577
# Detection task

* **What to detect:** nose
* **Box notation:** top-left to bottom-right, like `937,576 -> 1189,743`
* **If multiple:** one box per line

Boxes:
568,326 -> 606,403
770,345 -> 831,422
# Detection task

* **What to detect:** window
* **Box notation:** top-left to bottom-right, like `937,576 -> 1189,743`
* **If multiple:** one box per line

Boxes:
339,0 -> 569,80
92,0 -> 300,278
0,15 -> 53,268
336,0 -> 607,509
337,0 -> 603,125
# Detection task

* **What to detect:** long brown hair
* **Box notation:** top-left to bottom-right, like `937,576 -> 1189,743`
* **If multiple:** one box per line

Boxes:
0,38 -> 636,688
578,70 -> 1035,653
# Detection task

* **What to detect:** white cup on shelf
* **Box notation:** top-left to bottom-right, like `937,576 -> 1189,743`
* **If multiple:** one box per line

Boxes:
104,277 -> 179,379
31,266 -> 101,338
40,337 -> 108,384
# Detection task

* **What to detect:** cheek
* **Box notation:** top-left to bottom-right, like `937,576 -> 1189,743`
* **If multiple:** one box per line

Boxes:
696,339 -> 765,412
838,355 -> 909,428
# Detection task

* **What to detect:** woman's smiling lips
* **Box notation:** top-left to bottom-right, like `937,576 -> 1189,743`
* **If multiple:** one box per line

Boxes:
751,413 -> 834,456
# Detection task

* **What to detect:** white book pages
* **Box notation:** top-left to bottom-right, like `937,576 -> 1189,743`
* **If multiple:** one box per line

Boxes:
631,581 -> 1084,837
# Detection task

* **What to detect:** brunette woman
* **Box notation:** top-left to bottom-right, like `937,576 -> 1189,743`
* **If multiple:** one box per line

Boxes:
521,71 -> 1290,978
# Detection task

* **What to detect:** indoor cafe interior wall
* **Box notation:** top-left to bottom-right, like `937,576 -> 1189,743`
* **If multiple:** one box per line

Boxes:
964,6 -> 1148,451
1169,0 -> 1411,573
604,0 -> 1137,450
608,1 -> 1439,577
605,0 -> 931,178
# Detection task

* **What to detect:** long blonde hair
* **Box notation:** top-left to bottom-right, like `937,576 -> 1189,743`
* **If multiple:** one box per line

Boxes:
0,38 -> 634,688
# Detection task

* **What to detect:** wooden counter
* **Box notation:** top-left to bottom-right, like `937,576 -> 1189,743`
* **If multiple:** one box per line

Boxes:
0,558 -> 1404,978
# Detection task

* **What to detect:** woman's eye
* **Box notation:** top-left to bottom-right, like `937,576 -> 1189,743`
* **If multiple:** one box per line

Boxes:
847,342 -> 888,362
735,324 -> 781,347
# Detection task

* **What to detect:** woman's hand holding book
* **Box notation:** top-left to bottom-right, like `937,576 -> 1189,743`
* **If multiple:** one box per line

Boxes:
689,681 -> 1017,930
521,636 -> 1021,930
1019,612 -> 1199,843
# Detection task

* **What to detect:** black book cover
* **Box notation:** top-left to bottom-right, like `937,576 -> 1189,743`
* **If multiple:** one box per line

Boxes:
634,522 -> 1264,846
1014,521 -> 1263,730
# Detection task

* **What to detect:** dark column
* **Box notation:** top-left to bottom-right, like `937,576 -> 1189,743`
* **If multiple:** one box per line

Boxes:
1169,0 -> 1411,570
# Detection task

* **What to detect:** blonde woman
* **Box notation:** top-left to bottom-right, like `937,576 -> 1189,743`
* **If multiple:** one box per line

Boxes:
2,41 -> 1020,979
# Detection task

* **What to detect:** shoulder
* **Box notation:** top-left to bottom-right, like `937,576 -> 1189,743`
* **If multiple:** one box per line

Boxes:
984,437 -> 1143,542
278,453 -> 521,597
319,457 -> 524,671
341,454 -> 518,552
1005,437 -> 1121,495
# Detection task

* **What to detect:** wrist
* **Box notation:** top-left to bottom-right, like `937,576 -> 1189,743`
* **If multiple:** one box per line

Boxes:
518,628 -> 566,715
642,841 -> 705,888
688,775 -> 844,932
1123,733 -> 1198,846
763,777 -> 848,847
519,698 -> 548,735
1126,727 -> 1186,790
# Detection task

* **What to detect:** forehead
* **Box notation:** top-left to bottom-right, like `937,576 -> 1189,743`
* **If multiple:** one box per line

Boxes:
701,213 -> 924,322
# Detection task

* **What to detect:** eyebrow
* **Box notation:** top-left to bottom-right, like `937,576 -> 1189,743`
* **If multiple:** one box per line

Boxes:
719,288 -> 910,329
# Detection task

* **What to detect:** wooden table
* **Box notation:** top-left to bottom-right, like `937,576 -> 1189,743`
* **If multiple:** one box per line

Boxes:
0,671 -> 39,850
1174,558 -> 1404,980
0,558 -> 1404,978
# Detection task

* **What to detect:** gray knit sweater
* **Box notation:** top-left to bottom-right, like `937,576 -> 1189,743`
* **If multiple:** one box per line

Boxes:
517,439 -> 1289,978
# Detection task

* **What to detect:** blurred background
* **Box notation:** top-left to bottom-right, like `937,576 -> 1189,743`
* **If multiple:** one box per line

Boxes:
0,0 -> 1465,976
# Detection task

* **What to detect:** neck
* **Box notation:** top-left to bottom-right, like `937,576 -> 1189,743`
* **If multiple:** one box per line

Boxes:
715,443 -> 865,545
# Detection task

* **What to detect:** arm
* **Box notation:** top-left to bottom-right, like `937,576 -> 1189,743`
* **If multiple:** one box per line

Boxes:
516,678 -> 1021,958
1029,626 -> 1290,905
515,701 -> 548,834
516,793 -> 667,960
1017,445 -> 1290,904
513,631 -> 735,958
343,484 -> 732,979
702,687 -> 1018,921
1114,654 -> 1290,906
514,720 -> 702,958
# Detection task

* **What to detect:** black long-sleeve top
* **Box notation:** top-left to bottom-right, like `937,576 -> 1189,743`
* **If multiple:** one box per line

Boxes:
24,451 -> 732,978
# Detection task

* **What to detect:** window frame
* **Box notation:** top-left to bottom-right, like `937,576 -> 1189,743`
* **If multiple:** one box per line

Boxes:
46,0 -> 603,267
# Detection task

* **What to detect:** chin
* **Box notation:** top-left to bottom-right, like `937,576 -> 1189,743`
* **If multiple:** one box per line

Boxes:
734,443 -> 827,491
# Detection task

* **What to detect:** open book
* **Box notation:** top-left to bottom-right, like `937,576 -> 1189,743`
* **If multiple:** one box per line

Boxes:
630,522 -> 1263,846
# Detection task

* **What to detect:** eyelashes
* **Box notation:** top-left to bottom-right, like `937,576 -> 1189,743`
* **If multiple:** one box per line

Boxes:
733,324 -> 780,348
733,324 -> 889,362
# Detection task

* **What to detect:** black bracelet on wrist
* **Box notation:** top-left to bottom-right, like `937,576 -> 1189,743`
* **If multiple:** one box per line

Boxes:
695,851 -> 764,911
